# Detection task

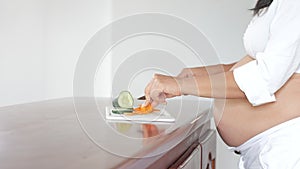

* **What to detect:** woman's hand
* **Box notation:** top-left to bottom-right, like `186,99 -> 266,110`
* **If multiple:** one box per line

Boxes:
144,74 -> 182,107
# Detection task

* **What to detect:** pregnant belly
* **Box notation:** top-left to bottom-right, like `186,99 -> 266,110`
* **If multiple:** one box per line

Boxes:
214,73 -> 300,147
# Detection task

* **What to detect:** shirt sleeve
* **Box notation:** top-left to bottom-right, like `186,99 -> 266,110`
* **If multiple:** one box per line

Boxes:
233,0 -> 300,106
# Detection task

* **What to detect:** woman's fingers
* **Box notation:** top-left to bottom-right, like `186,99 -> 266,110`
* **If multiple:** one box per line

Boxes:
144,74 -> 182,107
144,78 -> 154,106
150,100 -> 159,107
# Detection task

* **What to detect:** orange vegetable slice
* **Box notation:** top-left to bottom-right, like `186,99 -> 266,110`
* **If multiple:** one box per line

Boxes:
125,104 -> 159,116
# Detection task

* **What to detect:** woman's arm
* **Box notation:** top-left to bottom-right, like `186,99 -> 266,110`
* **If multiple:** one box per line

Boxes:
229,55 -> 254,71
179,71 -> 245,98
177,55 -> 254,78
177,63 -> 235,78
144,55 -> 254,106
182,55 -> 254,98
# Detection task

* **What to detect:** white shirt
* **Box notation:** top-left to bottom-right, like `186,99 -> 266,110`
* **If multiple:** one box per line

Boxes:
233,0 -> 300,106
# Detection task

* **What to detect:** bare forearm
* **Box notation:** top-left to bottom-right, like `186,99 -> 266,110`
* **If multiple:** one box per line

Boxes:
201,63 -> 236,76
179,55 -> 254,98
178,63 -> 236,78
187,55 -> 254,77
180,71 -> 246,99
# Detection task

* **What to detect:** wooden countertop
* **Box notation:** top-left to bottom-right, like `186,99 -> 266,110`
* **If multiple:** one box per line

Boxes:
0,97 -> 213,169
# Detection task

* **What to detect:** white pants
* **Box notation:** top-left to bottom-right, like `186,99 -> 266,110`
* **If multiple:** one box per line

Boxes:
231,117 -> 300,169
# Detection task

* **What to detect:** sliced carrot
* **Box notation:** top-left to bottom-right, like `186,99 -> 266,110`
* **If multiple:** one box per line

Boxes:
125,104 -> 159,116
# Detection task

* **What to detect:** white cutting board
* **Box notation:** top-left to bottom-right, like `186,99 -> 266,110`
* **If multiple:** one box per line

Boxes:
105,106 -> 175,123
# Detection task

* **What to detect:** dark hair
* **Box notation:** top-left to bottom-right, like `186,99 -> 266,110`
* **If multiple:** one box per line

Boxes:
251,0 -> 274,15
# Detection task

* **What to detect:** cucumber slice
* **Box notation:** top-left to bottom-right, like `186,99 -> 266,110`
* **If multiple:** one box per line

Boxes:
112,108 -> 134,114
113,91 -> 134,108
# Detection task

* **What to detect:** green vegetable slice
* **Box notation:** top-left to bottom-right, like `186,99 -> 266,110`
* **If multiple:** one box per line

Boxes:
112,91 -> 134,109
111,108 -> 134,114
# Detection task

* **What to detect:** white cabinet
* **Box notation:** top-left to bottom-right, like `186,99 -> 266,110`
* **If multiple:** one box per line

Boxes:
200,130 -> 216,169
178,145 -> 201,169
169,130 -> 216,169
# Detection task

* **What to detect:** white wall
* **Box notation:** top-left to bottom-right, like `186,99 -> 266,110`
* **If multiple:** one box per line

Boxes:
1,0 -> 254,168
0,0 -> 45,106
111,0 -> 253,63
0,0 -> 112,106
43,0 -> 112,99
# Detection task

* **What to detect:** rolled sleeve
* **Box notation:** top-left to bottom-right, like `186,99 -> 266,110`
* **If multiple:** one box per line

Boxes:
233,61 -> 276,106
234,0 -> 300,106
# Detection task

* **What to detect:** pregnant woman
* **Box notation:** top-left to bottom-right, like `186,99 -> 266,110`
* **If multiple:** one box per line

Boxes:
144,0 -> 300,168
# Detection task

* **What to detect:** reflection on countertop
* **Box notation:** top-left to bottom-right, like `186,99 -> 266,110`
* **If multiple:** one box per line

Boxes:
0,96 -> 213,169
